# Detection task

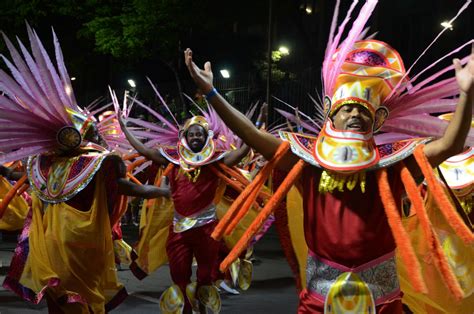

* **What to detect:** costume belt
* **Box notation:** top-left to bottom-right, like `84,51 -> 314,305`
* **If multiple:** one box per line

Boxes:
306,250 -> 400,310
173,204 -> 216,233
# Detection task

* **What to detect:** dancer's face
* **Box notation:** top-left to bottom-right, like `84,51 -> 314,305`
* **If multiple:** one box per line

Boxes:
332,104 -> 373,132
186,125 -> 207,152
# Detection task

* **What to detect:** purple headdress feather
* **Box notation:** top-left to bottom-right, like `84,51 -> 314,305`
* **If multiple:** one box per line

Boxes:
385,1 -> 472,102
15,33 -> 68,122
323,0 -> 378,96
52,27 -> 77,107
0,26 -> 90,164
146,77 -> 180,127
25,24 -> 69,122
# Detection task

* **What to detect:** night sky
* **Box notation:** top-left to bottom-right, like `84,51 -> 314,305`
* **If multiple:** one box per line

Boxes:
0,0 -> 472,120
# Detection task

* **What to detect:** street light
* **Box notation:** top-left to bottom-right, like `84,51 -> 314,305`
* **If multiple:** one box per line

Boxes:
440,21 -> 453,30
278,46 -> 290,56
127,79 -> 136,88
220,69 -> 230,79
70,77 -> 76,81
305,6 -> 312,14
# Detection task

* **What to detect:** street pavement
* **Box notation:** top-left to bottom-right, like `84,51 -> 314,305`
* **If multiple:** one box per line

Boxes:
0,226 -> 299,313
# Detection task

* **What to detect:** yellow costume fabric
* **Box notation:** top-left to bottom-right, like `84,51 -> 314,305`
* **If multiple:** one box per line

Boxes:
132,170 -> 174,276
286,186 -> 308,288
398,186 -> 474,314
0,176 -> 29,231
216,187 -> 259,249
19,169 -> 124,313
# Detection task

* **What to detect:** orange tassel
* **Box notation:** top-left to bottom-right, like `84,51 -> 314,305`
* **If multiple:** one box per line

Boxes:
211,141 -> 290,241
146,163 -> 175,209
127,172 -> 143,185
210,165 -> 271,203
376,168 -> 428,294
209,166 -> 246,193
0,174 -> 28,219
110,195 -> 129,227
413,146 -> 473,244
224,183 -> 263,235
122,152 -> 140,161
399,163 -> 464,300
16,183 -> 30,196
220,159 -> 306,272
127,157 -> 148,172
217,163 -> 250,185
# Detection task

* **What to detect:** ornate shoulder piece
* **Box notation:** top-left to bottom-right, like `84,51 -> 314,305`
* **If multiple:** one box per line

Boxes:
279,131 -> 319,167
27,152 -> 109,203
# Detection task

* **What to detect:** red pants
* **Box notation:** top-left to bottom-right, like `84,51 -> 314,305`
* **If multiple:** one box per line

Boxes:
297,289 -> 403,314
166,221 -> 220,312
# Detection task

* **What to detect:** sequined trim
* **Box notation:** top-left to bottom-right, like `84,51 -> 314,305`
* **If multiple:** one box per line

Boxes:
278,130 -> 429,171
27,153 -> 109,203
306,251 -> 400,305
173,204 -> 216,233
160,146 -> 228,167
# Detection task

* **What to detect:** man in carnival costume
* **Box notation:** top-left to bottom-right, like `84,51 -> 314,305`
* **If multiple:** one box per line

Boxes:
184,0 -> 474,312
0,27 -> 170,313
119,109 -> 250,313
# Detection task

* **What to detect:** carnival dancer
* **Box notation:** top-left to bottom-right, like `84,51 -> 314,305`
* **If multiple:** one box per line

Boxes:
0,27 -> 170,313
119,103 -> 250,313
184,1 -> 474,312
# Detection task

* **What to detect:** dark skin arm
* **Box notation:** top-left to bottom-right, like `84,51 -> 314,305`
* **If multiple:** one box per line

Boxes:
186,48 -> 473,173
117,113 -> 169,165
0,165 -> 26,181
185,48 -> 298,171
406,47 -> 474,175
222,143 -> 251,167
108,155 -> 170,198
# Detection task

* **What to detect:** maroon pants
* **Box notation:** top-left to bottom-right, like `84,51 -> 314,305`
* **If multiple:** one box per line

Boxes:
297,289 -> 403,314
166,221 -> 220,313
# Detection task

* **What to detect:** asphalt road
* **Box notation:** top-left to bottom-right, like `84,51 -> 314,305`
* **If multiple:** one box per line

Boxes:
0,226 -> 299,313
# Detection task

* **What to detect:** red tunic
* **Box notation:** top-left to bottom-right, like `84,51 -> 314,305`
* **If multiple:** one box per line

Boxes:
168,165 -> 219,216
301,166 -> 403,267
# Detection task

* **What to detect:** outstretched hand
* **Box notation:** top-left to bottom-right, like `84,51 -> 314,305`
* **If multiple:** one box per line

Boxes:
116,109 -> 127,130
454,43 -> 474,97
184,48 -> 214,94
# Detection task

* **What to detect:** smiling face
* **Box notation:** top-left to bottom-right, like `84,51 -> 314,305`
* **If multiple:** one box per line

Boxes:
185,124 -> 207,152
331,103 -> 373,132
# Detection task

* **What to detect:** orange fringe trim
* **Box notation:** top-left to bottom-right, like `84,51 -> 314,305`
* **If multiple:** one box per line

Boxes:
210,165 -> 271,206
122,152 -> 140,161
127,173 -> 143,185
376,168 -> 428,294
398,163 -> 464,300
211,141 -> 290,241
145,163 -> 175,209
224,184 -> 263,235
110,195 -> 129,227
220,159 -> 306,272
413,145 -> 473,244
127,157 -> 148,172
0,174 -> 28,219
16,183 -> 30,196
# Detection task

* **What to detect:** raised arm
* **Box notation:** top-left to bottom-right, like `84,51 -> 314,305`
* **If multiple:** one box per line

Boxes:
223,143 -> 251,167
109,155 -> 170,198
117,178 -> 170,198
423,47 -> 474,167
117,113 -> 168,165
184,49 -> 297,170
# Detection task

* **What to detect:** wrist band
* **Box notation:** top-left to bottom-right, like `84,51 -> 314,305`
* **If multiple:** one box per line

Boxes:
205,87 -> 218,100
